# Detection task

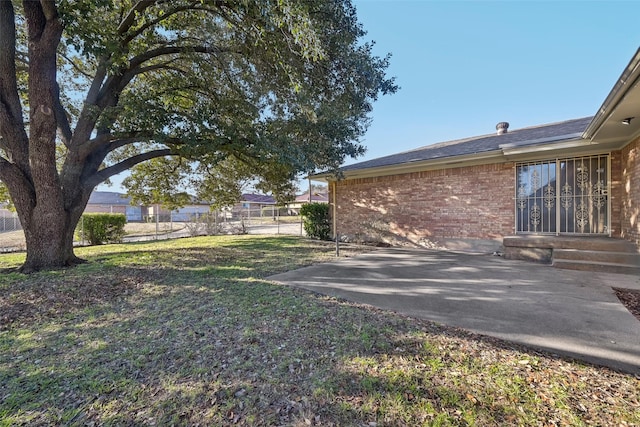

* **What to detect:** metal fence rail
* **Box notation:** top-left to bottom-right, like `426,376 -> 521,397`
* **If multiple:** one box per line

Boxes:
0,216 -> 306,253
0,210 -> 21,232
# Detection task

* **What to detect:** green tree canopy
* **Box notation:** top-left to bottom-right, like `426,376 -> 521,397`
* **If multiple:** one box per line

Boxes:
0,0 -> 396,271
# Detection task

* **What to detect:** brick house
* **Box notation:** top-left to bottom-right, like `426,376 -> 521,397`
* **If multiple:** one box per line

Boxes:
314,49 -> 640,272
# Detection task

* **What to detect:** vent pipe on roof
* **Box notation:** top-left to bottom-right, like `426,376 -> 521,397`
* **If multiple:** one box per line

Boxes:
496,122 -> 509,135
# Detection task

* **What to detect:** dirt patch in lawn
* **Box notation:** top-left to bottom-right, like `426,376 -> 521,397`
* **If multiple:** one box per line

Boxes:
0,270 -> 145,330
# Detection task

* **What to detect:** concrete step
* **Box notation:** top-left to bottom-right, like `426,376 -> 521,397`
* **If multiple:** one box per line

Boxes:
553,249 -> 640,266
503,236 -> 640,274
553,259 -> 640,276
503,235 -> 638,252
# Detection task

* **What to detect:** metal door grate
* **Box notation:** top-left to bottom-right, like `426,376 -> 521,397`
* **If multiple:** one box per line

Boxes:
515,155 -> 609,235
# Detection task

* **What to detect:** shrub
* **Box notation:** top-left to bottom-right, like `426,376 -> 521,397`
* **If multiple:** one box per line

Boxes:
300,202 -> 331,240
184,215 -> 203,237
76,213 -> 126,245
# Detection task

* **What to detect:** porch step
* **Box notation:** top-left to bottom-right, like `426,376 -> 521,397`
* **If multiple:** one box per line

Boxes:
553,249 -> 640,265
552,259 -> 640,276
503,235 -> 637,252
503,236 -> 640,275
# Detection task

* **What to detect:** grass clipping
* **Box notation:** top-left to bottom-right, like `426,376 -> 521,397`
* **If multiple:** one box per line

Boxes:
0,235 -> 639,426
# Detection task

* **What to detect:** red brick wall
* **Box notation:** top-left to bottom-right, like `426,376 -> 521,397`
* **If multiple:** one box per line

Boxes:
332,162 -> 515,247
610,150 -> 622,238
620,137 -> 640,249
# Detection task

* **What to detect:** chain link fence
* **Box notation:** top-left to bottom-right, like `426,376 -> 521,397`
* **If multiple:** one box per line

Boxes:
0,207 -> 306,253
176,208 -> 305,238
0,210 -> 21,232
0,210 -> 24,252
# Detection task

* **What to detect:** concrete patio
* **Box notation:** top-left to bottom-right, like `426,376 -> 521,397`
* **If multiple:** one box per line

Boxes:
269,247 -> 640,374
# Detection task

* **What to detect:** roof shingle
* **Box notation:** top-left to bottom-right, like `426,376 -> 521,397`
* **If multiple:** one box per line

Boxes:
341,117 -> 593,172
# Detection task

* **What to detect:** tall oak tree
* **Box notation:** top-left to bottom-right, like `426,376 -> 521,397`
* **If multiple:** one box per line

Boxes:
0,0 -> 395,272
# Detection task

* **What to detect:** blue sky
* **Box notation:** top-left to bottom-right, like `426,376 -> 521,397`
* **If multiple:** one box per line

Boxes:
348,0 -> 640,164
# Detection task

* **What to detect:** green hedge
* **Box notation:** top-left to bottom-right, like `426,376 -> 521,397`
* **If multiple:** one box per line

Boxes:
300,202 -> 330,240
76,213 -> 126,245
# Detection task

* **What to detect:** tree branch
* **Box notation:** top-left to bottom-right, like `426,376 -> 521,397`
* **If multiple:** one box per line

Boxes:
80,128 -> 190,160
120,1 -> 200,46
39,0 -> 58,21
71,61 -> 108,146
0,103 -> 25,157
0,153 -> 9,171
59,51 -> 93,80
85,148 -> 172,189
128,44 -> 233,72
74,9 -> 235,153
0,1 -> 29,168
85,62 -> 108,106
107,135 -> 187,154
125,60 -> 186,80
0,155 -> 35,211
80,130 -> 154,157
107,137 -> 151,153
117,0 -> 157,36
94,43 -> 237,115
52,81 -> 72,147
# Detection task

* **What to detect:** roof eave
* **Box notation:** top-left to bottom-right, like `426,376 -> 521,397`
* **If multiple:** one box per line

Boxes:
583,47 -> 640,140
313,136 -> 602,181
313,150 -> 505,181
500,138 -> 586,157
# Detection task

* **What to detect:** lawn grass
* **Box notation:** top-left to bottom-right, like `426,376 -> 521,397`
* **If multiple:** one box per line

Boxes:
0,235 -> 638,426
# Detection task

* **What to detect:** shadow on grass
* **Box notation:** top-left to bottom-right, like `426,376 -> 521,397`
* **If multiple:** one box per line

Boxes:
3,282 -> 629,425
0,235 -> 340,336
1,236 -> 637,425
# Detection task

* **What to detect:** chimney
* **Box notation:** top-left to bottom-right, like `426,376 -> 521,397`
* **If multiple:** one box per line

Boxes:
496,122 -> 509,135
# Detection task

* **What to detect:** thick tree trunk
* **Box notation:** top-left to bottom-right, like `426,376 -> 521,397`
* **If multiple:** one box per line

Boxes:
8,2 -> 81,273
20,203 -> 85,273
